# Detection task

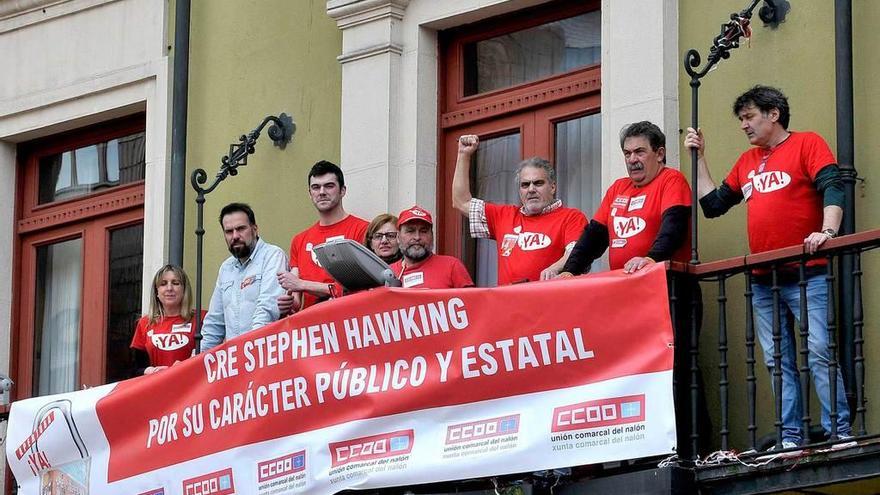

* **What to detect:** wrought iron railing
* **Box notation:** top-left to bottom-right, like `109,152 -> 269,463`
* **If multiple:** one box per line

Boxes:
668,228 -> 880,459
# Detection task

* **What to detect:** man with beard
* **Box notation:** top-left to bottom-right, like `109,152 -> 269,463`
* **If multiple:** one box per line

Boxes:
278,161 -> 369,311
390,206 -> 474,289
452,136 -> 587,284
200,203 -> 288,352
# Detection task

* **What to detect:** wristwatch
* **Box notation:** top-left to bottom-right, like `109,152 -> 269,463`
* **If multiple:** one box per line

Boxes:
821,228 -> 837,238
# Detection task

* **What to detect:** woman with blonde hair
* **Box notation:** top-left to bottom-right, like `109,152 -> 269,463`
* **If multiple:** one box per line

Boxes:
130,264 -> 204,375
364,213 -> 402,264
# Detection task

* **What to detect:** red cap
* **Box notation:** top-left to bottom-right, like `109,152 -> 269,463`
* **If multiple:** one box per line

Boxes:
397,205 -> 433,227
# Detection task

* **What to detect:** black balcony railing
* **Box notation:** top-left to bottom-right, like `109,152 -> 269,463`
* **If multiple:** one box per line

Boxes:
668,228 -> 880,462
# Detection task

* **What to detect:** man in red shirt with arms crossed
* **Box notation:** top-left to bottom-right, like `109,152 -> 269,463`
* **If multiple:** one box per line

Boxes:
390,206 -> 474,289
278,161 -> 368,312
452,136 -> 587,284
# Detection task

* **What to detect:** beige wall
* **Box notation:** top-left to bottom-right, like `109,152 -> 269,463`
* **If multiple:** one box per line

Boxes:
184,0 -> 343,289
679,0 -> 878,448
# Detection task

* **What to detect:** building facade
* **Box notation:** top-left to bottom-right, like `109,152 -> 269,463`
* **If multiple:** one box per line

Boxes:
1,0 -> 878,491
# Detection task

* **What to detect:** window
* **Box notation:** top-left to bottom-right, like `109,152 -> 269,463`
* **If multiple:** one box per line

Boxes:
439,0 -> 602,285
14,115 -> 146,398
462,9 -> 601,96
38,131 -> 145,204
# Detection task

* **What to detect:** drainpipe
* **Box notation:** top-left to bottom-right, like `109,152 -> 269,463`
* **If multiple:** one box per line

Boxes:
168,0 -> 191,267
834,0 -> 856,401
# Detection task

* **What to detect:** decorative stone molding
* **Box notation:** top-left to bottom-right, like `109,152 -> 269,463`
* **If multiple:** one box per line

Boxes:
0,0 -> 119,34
327,0 -> 409,29
17,185 -> 144,234
0,0 -> 66,18
337,42 -> 403,64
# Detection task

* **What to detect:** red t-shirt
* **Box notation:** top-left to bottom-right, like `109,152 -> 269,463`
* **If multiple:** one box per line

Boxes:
593,167 -> 692,270
130,312 -> 205,367
289,214 -> 369,308
724,131 -> 834,255
390,254 -> 474,289
484,204 -> 587,285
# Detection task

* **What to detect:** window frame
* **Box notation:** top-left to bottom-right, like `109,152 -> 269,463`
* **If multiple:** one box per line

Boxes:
12,114 -> 147,400
17,114 -> 146,220
437,0 -> 601,260
440,0 -> 601,114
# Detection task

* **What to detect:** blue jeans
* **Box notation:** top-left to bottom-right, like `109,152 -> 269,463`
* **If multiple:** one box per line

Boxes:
752,274 -> 851,444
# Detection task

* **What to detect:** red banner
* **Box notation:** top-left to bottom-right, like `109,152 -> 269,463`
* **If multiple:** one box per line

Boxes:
7,264 -> 676,495
97,265 -> 673,480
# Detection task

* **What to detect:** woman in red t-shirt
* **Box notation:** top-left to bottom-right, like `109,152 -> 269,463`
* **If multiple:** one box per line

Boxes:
130,265 -> 204,376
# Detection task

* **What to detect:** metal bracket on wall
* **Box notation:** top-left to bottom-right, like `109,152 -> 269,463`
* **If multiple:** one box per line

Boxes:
189,113 -> 296,354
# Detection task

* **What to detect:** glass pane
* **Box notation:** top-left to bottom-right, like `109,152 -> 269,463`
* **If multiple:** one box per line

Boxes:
33,238 -> 83,396
463,10 -> 600,96
74,145 -> 100,185
106,224 -> 144,383
38,131 -> 145,204
116,133 -> 146,183
555,112 -> 604,271
461,133 -> 521,287
106,139 -> 119,182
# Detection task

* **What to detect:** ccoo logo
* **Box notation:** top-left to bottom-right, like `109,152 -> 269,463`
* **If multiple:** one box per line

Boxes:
446,415 -> 520,444
182,468 -> 234,495
613,216 -> 646,238
750,170 -> 791,194
257,450 -> 306,482
329,430 -> 414,467
552,395 -> 646,432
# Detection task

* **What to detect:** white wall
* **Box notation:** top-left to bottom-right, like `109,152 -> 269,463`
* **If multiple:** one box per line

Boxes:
0,1 -> 170,486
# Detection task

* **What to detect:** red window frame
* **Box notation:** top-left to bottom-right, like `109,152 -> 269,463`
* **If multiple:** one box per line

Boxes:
12,114 -> 146,400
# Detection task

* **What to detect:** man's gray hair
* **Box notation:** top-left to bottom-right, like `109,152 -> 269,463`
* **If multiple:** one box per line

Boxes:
515,157 -> 557,185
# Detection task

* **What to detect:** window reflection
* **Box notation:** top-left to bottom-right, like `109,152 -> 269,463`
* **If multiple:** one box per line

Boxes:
463,10 -> 600,96
38,131 -> 145,204
556,113 -> 604,271
106,224 -> 144,383
33,238 -> 83,396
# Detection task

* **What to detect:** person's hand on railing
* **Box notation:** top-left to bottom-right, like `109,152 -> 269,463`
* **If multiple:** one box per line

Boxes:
623,256 -> 655,274
684,127 -> 705,158
804,229 -> 835,255
540,267 -> 560,280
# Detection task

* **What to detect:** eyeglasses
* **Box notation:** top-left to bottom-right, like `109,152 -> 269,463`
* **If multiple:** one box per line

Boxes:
372,232 -> 398,241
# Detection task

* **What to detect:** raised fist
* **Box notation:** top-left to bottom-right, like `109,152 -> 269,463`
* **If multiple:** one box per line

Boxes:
458,134 -> 480,155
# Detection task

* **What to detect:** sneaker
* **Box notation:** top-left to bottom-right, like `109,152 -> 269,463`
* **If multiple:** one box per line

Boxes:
771,440 -> 801,451
756,441 -> 803,460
